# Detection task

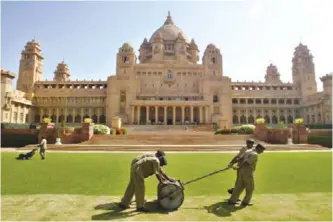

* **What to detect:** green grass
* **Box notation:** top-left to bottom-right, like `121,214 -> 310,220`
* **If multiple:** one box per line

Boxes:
1,152 -> 332,195
1,152 -> 332,221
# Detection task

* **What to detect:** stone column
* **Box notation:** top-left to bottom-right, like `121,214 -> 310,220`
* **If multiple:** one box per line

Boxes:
56,108 -> 59,124
173,106 -> 176,125
146,106 -> 149,124
205,106 -> 209,124
73,108 -> 76,123
131,106 -> 135,124
97,107 -> 100,124
81,108 -> 84,123
137,106 -> 141,125
17,105 -> 21,123
40,108 -> 44,123
89,108 -> 92,118
181,106 -> 185,124
155,106 -> 158,124
64,108 -> 67,123
164,106 -> 167,125
237,109 -> 240,123
199,106 -> 203,124
190,106 -> 194,123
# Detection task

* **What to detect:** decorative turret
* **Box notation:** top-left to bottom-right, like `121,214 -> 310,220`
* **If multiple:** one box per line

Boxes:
164,11 -> 174,25
189,39 -> 199,64
203,44 -> 223,76
116,43 -> 136,76
292,42 -> 317,97
53,61 -> 70,82
151,31 -> 164,62
265,63 -> 282,84
17,39 -> 44,97
139,38 -> 150,63
320,73 -> 332,96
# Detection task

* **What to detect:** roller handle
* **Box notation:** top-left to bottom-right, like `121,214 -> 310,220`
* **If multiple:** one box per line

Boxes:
182,166 -> 231,186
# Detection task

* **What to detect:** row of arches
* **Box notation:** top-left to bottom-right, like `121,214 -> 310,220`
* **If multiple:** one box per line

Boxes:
34,114 -> 106,124
233,115 -> 297,124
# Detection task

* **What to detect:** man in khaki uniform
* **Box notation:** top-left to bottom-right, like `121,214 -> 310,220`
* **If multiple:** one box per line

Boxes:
119,153 -> 168,212
228,143 -> 265,206
38,136 -> 47,160
227,139 -> 255,195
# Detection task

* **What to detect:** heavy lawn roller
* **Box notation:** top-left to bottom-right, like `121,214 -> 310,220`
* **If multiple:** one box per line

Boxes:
157,166 -> 231,211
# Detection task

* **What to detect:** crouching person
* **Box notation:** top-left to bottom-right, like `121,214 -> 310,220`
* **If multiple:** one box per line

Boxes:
119,154 -> 168,212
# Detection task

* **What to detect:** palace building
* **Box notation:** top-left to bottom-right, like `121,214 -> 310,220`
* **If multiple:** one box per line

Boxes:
1,12 -> 332,127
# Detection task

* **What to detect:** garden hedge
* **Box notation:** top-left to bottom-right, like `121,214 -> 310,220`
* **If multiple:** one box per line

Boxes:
1,123 -> 37,129
1,133 -> 38,147
306,124 -> 332,129
308,135 -> 332,148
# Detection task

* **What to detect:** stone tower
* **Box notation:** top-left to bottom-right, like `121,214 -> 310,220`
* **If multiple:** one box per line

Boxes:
320,73 -> 332,96
53,61 -> 70,81
17,39 -> 43,97
116,43 -> 136,78
265,63 -> 282,84
203,44 -> 223,76
292,43 -> 317,97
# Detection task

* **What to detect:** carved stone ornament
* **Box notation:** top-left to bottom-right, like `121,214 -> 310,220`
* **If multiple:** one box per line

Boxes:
154,45 -> 161,54
4,92 -> 13,110
179,45 -> 186,54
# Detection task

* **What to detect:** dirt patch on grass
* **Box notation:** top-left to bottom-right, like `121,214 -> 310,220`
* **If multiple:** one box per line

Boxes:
1,193 -> 331,221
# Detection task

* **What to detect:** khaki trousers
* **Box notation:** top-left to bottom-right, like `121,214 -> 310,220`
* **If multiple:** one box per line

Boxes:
229,166 -> 255,204
121,165 -> 145,208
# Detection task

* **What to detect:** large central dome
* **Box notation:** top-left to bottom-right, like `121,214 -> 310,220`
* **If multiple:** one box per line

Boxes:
149,11 -> 190,43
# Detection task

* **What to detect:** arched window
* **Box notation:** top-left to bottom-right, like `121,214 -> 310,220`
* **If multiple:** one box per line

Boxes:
167,70 -> 173,79
213,95 -> 219,103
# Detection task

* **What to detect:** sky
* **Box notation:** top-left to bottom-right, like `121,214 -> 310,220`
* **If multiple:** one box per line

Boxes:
1,0 -> 332,91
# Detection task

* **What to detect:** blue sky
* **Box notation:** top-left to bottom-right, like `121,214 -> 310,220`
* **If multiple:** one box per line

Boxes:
2,0 -> 332,91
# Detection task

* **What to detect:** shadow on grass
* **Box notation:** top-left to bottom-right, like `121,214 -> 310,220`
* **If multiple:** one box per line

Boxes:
92,200 -> 169,220
204,200 -> 246,217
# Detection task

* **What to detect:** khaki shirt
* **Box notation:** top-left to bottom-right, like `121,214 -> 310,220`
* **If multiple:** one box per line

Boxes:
131,152 -> 155,165
134,156 -> 160,179
240,149 -> 258,172
237,147 -> 248,159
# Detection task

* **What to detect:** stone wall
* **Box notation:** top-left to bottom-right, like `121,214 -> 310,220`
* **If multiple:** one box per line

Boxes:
254,123 -> 289,144
292,124 -> 308,144
38,122 -> 94,144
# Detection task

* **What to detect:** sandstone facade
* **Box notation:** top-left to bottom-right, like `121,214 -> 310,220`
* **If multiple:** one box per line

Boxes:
1,12 -> 332,127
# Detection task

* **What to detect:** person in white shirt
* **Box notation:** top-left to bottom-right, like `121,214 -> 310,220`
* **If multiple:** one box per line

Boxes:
38,136 -> 47,160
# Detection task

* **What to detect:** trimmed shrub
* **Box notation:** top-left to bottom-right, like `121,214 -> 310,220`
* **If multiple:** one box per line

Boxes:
277,121 -> 287,129
238,124 -> 255,134
230,128 -> 238,134
256,118 -> 265,124
121,127 -> 128,135
306,124 -> 332,129
294,118 -> 304,124
1,123 -> 37,129
110,128 -> 116,135
1,133 -> 38,147
215,128 -> 231,135
93,124 -> 110,135
43,117 -> 51,123
84,118 -> 93,123
308,135 -> 332,148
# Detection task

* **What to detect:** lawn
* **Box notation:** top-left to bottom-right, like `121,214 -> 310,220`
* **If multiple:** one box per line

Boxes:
1,151 -> 332,221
